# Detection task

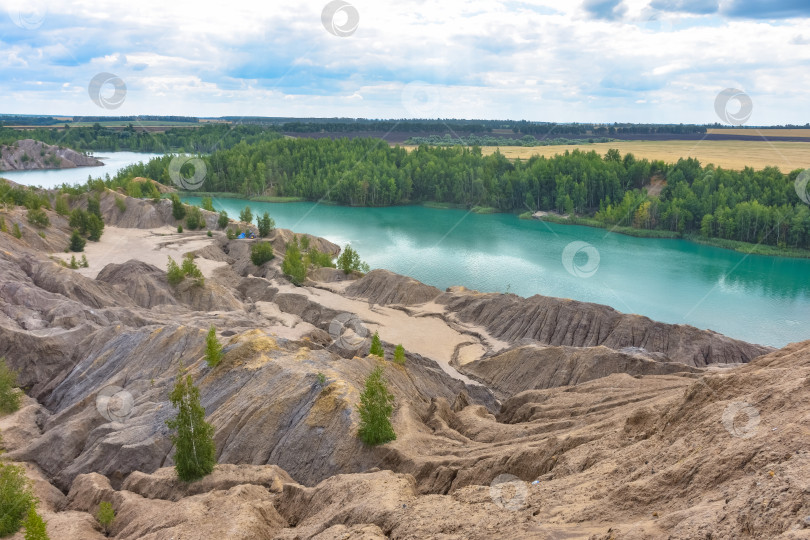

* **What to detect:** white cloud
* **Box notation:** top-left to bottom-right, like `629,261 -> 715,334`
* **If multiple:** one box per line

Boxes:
0,0 -> 807,123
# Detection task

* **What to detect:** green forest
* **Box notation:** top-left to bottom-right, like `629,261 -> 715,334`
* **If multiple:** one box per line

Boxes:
0,124 -> 282,153
100,137 -> 810,251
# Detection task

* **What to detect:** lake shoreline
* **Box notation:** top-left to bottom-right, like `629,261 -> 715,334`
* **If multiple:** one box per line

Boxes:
529,213 -> 810,259
179,190 -> 810,260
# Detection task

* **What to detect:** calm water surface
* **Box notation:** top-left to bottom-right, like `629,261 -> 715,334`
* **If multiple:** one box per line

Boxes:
187,197 -> 810,349
1,152 -> 162,189
4,153 -> 806,348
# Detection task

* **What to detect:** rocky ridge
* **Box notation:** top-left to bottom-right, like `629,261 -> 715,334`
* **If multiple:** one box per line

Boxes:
0,139 -> 103,171
0,187 -> 806,539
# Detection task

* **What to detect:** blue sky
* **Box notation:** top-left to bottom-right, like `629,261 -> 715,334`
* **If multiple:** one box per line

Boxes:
1,0 -> 809,124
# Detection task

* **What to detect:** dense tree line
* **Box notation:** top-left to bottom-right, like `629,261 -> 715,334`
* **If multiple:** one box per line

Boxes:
405,134 -> 613,147
70,116 -> 199,123
0,115 -> 199,126
592,124 -> 708,136
104,137 -> 810,250
0,115 -> 63,126
0,124 -> 282,153
280,120 -> 493,133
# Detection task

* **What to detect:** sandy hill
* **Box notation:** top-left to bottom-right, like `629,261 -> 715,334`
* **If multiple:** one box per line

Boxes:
0,188 -> 806,539
0,139 -> 103,171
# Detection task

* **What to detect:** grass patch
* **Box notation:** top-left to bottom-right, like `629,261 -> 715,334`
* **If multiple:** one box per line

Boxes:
533,213 -> 810,257
173,192 -> 307,204
537,213 -> 681,238
249,196 -> 306,203
421,201 -> 468,210
471,205 -> 499,214
684,235 -> 810,258
170,191 -> 243,199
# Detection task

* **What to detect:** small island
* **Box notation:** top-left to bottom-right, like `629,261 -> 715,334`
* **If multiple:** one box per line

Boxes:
0,138 -> 103,171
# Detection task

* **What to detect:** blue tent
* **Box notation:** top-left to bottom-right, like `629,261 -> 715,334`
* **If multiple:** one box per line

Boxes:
237,232 -> 246,239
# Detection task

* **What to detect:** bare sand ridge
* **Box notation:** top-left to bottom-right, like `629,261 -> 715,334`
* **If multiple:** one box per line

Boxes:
53,226 -> 227,279
0,189 -> 806,539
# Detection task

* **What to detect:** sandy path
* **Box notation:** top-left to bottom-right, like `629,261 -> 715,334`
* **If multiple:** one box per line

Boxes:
272,280 -> 484,385
49,226 -> 491,384
51,226 -> 226,279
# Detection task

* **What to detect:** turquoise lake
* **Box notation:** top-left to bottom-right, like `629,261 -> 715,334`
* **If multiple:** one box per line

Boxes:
186,196 -> 809,349
4,153 -> 807,348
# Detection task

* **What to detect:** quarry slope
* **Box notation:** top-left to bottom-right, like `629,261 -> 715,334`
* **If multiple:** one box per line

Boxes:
0,187 -> 805,539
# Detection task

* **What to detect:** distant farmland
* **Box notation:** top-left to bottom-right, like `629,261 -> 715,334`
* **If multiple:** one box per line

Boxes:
401,140 -> 810,172
707,128 -> 810,139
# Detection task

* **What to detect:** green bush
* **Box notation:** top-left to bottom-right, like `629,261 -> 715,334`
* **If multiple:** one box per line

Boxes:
115,197 -> 127,213
0,216 -> 6,233
281,241 -> 306,285
86,214 -> 104,241
95,501 -> 115,536
356,366 -> 396,446
12,223 -> 21,239
369,331 -> 384,358
166,370 -> 217,482
80,254 -> 89,268
0,358 -> 21,414
69,230 -> 86,252
238,206 -> 253,224
166,254 -> 204,286
393,344 -> 406,365
0,462 -> 36,536
205,326 -> 222,368
26,208 -> 49,228
171,194 -> 186,220
337,245 -> 370,275
250,242 -> 275,266
54,196 -> 69,216
177,225 -> 183,233
87,196 -> 101,217
217,210 -> 229,229
68,209 -> 88,234
306,248 -> 335,269
181,254 -> 204,285
125,182 -> 142,199
201,197 -> 215,212
185,206 -> 203,230
226,228 -> 236,240
206,230 -> 212,237
23,506 -> 49,540
166,256 -> 185,285
69,256 -> 78,269
256,212 -> 275,238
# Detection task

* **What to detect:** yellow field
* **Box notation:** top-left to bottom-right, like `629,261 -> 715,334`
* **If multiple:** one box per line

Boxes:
707,128 -> 810,139
419,141 -> 810,171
